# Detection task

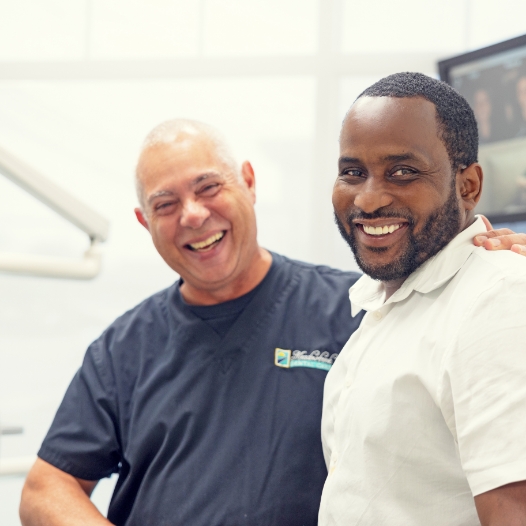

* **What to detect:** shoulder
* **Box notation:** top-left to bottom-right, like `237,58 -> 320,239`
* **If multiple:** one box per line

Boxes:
448,249 -> 526,346
110,283 -> 175,331
465,248 -> 526,292
91,283 -> 178,360
269,253 -> 362,331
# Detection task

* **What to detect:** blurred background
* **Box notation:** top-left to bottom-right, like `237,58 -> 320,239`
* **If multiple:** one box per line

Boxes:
1,0 -> 526,523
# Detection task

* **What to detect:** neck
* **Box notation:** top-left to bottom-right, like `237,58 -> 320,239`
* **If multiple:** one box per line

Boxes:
180,248 -> 272,306
382,278 -> 405,301
382,278 -> 406,301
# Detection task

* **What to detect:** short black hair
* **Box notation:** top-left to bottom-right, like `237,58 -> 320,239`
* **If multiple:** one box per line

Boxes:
356,72 -> 478,170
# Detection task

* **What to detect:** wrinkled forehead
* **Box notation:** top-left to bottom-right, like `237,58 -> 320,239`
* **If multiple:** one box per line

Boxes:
135,136 -> 237,207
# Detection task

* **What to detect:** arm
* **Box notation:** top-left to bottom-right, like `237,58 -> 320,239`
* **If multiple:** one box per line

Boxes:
20,458 -> 113,526
475,480 -> 526,526
474,215 -> 526,255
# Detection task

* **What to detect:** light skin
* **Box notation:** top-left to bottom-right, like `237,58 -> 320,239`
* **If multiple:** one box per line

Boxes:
20,458 -> 109,526
334,95 -> 526,524
474,217 -> 526,255
19,132 -> 272,526
135,135 -> 271,305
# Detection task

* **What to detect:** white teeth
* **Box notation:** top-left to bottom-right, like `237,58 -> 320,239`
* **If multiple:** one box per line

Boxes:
189,231 -> 224,250
363,224 -> 402,236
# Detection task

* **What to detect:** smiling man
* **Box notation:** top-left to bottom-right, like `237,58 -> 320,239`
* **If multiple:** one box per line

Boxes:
320,73 -> 526,525
20,120 -> 366,526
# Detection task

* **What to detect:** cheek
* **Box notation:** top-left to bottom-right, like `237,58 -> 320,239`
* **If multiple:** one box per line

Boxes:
151,221 -> 179,248
332,183 -> 355,216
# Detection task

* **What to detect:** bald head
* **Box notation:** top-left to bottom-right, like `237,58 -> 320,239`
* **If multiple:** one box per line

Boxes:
135,119 -> 240,209
132,119 -> 270,306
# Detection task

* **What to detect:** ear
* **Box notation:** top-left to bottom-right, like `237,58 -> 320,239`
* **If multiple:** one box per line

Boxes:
135,208 -> 150,231
241,161 -> 256,203
458,163 -> 483,211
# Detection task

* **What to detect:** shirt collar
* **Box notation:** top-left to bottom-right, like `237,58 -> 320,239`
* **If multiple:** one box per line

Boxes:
350,216 -> 487,316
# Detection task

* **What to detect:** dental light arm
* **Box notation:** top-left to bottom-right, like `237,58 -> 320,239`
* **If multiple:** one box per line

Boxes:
0,145 -> 109,279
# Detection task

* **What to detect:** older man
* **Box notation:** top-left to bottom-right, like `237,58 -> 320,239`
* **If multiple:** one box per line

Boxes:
320,72 -> 526,525
20,118 -> 525,526
20,120 -> 365,526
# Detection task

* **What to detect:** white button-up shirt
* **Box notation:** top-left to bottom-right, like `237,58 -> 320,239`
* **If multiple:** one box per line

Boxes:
320,217 -> 526,526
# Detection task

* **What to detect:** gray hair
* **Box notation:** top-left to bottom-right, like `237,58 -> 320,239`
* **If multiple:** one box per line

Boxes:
135,119 -> 240,209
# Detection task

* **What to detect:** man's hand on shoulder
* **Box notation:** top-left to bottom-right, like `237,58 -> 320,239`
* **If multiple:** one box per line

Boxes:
474,216 -> 526,256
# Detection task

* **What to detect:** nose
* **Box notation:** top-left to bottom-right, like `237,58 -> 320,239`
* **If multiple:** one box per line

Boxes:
180,198 -> 210,229
353,176 -> 393,214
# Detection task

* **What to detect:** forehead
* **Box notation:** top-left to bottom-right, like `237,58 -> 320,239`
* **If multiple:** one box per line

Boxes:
340,96 -> 445,159
138,137 -> 229,190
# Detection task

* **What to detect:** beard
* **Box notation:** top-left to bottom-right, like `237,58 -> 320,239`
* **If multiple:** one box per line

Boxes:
335,183 -> 462,282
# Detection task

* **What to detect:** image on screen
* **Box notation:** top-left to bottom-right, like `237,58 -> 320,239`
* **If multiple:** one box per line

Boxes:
439,35 -> 526,222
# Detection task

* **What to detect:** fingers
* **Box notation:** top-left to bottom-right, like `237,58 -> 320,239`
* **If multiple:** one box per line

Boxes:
472,217 -> 526,256
476,233 -> 526,252
479,214 -> 493,232
473,229 -> 514,246
511,244 -> 526,256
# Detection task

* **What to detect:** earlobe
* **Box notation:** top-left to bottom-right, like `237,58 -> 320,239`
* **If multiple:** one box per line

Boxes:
135,208 -> 150,231
459,163 -> 483,210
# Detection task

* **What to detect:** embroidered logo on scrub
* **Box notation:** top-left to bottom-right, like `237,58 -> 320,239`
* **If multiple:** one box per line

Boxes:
274,348 -> 338,371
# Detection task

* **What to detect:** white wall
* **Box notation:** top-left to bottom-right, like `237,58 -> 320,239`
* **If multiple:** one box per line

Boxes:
1,1 -> 526,523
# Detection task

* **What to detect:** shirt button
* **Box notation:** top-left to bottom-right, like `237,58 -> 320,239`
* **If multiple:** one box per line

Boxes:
373,311 -> 382,320
345,377 -> 352,387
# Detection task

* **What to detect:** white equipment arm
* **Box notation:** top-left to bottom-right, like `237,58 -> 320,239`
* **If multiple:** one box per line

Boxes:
0,145 -> 109,279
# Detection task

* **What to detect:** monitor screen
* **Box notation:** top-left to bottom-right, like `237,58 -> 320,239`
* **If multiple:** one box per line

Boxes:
439,34 -> 526,223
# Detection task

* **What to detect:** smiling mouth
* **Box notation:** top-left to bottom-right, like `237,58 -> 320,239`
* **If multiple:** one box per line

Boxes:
186,231 -> 225,251
358,223 -> 405,236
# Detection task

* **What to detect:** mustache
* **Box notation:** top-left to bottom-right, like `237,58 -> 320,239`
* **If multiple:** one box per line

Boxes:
344,209 -> 415,225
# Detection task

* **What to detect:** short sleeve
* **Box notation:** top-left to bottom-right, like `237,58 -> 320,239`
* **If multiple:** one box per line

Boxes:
442,276 -> 526,496
38,338 -> 121,480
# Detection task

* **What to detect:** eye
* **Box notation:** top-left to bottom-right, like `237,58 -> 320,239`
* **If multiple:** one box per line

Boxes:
390,167 -> 417,179
153,201 -> 177,215
339,168 -> 365,179
199,183 -> 221,196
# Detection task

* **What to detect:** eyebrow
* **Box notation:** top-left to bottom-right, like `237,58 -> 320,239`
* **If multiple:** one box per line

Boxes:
339,153 -> 421,164
146,172 -> 221,204
381,153 -> 420,163
339,156 -> 361,164
148,190 -> 174,204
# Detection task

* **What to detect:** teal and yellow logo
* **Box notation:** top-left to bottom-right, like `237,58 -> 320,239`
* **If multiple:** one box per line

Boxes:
274,348 -> 338,371
274,348 -> 291,368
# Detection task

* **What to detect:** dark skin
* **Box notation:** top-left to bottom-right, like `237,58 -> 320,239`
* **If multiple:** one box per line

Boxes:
335,95 -> 482,298
334,95 -> 526,524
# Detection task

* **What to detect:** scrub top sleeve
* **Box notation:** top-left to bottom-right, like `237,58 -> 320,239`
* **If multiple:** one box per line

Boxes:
38,338 -> 121,481
444,277 -> 526,497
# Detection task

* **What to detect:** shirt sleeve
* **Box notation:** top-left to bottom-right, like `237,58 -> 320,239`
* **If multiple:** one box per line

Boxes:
38,337 -> 121,480
441,275 -> 526,496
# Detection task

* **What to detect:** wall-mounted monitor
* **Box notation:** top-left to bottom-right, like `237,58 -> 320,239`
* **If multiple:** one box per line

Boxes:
439,34 -> 526,223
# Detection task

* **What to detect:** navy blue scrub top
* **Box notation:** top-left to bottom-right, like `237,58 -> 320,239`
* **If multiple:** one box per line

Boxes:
39,253 -> 363,526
